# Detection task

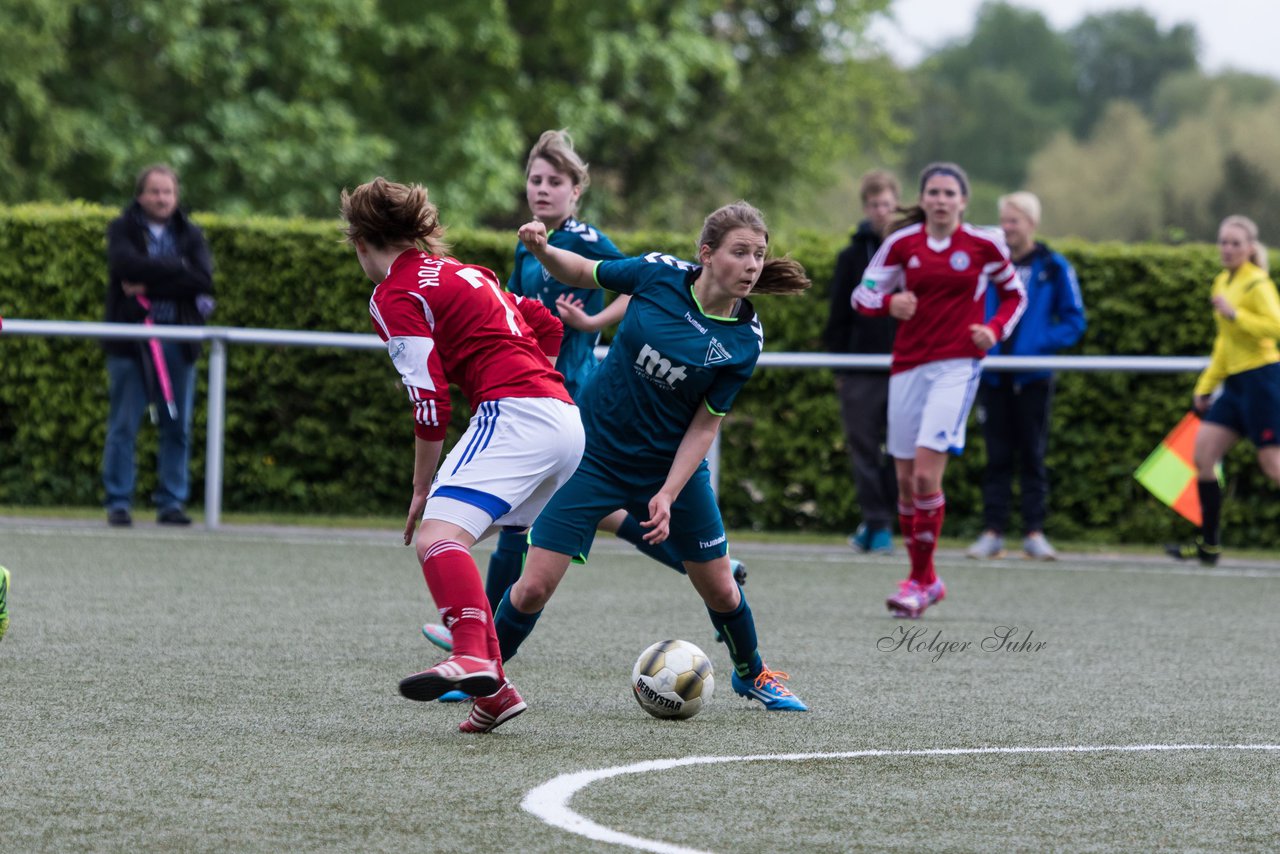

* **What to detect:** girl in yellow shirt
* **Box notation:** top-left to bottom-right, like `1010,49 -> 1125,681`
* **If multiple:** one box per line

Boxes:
1168,215 -> 1280,565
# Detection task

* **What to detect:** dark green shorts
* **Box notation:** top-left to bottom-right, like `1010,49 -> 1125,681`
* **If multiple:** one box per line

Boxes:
529,455 -> 728,564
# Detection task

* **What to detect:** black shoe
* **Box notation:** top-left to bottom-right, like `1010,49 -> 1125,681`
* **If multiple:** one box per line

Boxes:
731,559 -> 748,587
107,508 -> 132,527
157,507 -> 192,526
1164,541 -> 1220,567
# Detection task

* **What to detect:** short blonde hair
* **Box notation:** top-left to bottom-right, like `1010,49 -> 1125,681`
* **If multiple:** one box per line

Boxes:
999,191 -> 1041,226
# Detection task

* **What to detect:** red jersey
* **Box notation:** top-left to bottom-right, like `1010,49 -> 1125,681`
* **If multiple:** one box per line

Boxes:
853,223 -> 1025,374
370,249 -> 572,441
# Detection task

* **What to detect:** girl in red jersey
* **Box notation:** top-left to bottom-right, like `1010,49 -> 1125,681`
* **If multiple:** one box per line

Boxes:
341,177 -> 584,734
852,162 -> 1027,618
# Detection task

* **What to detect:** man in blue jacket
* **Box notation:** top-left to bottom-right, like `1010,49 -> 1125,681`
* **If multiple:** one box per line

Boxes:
968,192 -> 1086,560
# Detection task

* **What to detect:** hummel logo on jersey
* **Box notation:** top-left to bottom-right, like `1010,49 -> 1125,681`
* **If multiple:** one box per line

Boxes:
704,337 -> 731,366
636,343 -> 688,387
564,219 -> 600,243
684,312 -> 708,334
643,252 -> 695,271
907,256 -> 922,269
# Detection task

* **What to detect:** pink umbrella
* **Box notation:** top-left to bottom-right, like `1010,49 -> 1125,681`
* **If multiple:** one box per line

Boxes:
134,294 -> 178,423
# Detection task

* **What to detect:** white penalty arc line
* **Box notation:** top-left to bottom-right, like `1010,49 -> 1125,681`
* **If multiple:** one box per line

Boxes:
522,744 -> 1280,854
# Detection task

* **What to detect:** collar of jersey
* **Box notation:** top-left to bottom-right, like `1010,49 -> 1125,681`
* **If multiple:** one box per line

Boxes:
689,276 -> 740,323
546,216 -> 578,237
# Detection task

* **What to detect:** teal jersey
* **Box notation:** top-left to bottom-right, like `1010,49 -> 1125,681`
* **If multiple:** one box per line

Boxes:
581,252 -> 763,474
508,217 -> 624,398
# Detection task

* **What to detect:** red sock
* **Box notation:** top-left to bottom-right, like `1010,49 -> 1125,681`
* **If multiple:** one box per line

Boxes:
898,500 -> 917,573
910,491 -> 944,586
420,540 -> 503,678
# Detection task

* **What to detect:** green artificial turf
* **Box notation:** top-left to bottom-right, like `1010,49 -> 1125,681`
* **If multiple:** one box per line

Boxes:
2,523 -> 1277,852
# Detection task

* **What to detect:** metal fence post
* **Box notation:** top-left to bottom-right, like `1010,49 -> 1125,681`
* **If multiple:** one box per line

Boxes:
204,336 -> 227,529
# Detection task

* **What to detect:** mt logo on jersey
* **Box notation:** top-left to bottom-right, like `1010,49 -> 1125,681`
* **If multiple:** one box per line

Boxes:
635,343 -> 688,387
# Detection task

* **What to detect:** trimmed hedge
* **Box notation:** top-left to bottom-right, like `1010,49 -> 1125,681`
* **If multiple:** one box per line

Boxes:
0,204 -> 1275,546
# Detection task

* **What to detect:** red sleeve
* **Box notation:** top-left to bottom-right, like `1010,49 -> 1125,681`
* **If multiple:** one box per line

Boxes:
852,237 -> 902,317
371,288 -> 452,441
982,245 -> 1026,341
509,293 -> 564,359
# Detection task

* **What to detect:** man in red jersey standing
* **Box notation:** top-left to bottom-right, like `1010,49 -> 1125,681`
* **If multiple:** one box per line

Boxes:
853,162 -> 1026,619
342,177 -> 583,734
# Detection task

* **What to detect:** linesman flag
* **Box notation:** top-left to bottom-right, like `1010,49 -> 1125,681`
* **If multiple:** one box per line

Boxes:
1133,412 -> 1221,526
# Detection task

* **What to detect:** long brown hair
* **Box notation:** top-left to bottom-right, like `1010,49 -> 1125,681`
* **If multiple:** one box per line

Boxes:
339,177 -> 450,255
889,161 -> 970,234
697,202 -> 810,296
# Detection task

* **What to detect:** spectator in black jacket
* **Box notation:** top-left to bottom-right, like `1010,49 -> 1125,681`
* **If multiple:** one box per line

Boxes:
103,165 -> 214,527
822,170 -> 900,553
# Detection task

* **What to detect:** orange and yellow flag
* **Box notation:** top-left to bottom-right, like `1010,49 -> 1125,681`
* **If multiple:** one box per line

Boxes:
1133,412 -> 1219,526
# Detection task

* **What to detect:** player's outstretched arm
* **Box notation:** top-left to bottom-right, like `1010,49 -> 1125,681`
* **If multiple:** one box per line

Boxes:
518,220 -> 601,290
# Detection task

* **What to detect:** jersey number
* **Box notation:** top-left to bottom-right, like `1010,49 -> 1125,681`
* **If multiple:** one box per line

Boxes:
458,267 -> 521,336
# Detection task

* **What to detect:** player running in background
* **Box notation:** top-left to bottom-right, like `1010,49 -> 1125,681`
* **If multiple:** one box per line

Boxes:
1167,214 -> 1280,565
341,177 -> 584,734
853,162 -> 1026,619
474,201 -> 811,731
422,130 -> 746,664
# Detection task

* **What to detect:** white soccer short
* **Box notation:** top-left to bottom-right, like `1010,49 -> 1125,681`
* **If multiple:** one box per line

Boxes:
887,358 -> 983,459
424,396 -> 585,540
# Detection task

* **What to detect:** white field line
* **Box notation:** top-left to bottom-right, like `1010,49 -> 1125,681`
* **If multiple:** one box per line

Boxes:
522,744 -> 1280,854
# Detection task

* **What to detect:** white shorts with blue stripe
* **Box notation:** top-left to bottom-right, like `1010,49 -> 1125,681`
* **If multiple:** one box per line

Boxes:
425,396 -> 584,540
887,358 -> 983,459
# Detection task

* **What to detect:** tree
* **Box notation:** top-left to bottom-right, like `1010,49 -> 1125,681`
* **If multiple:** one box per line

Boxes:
1026,102 -> 1161,242
1068,9 -> 1198,136
904,2 -> 1077,189
0,0 -> 76,202
0,0 -> 906,229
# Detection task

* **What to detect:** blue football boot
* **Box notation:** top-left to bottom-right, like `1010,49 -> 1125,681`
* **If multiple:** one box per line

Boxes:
731,666 -> 808,711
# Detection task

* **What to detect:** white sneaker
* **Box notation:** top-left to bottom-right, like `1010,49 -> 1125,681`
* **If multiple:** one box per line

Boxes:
1022,533 -> 1058,561
966,532 -> 1005,559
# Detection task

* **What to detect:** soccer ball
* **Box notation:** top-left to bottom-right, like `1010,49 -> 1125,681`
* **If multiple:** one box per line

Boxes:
631,639 -> 714,720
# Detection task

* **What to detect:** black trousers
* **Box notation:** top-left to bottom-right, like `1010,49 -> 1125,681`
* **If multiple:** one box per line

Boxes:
977,378 -> 1054,534
836,373 -> 897,529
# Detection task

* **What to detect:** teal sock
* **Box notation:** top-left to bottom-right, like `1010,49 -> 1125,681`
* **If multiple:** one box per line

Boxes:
615,513 -> 687,575
493,586 -> 542,663
707,594 -> 762,678
485,528 -> 528,612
